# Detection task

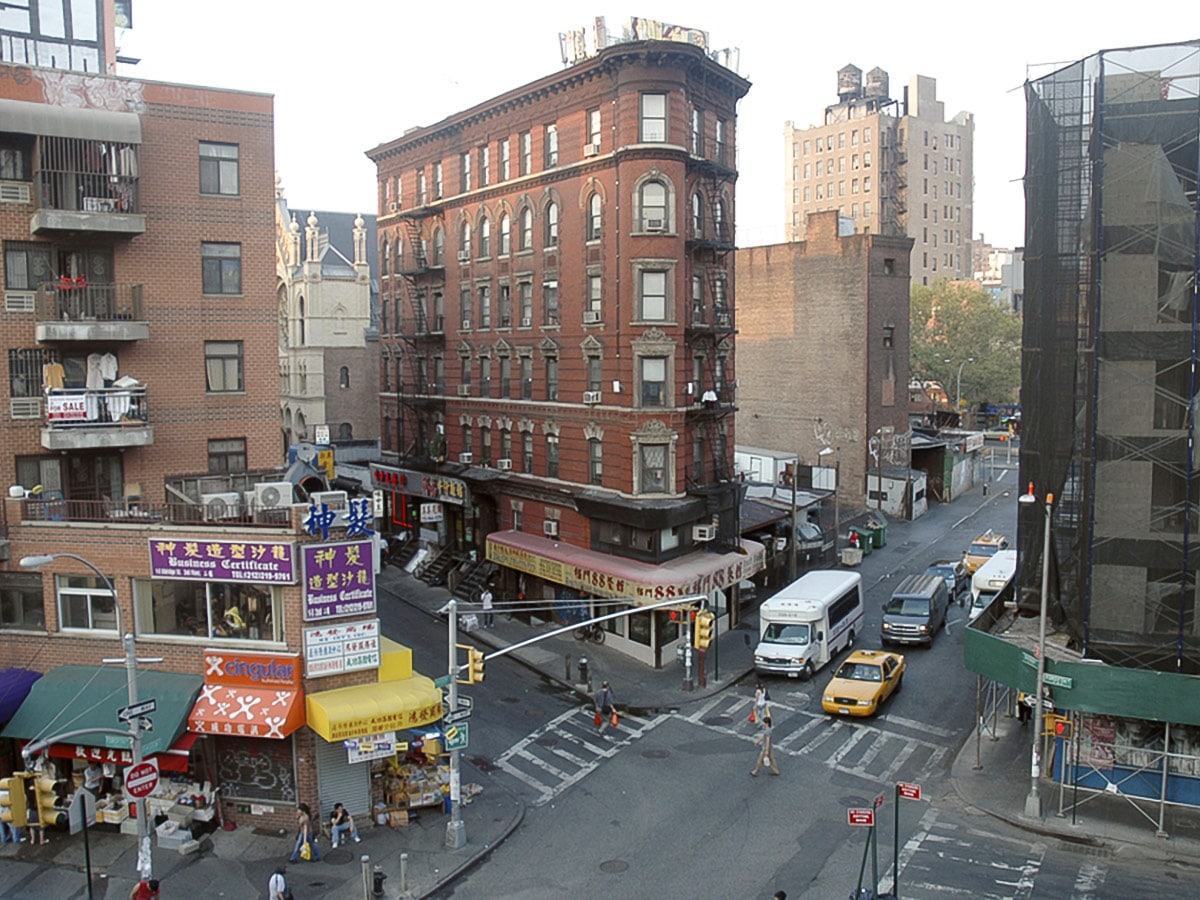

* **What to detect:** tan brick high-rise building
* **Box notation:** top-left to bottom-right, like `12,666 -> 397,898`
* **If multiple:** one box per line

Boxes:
784,65 -> 973,286
368,32 -> 765,667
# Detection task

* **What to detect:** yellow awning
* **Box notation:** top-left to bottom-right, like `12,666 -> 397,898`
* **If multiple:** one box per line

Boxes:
306,674 -> 442,742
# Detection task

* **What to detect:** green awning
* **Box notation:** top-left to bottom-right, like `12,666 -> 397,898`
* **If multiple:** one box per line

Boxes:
1,665 -> 202,757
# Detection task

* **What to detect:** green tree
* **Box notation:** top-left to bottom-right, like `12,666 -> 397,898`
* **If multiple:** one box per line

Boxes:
910,280 -> 1022,410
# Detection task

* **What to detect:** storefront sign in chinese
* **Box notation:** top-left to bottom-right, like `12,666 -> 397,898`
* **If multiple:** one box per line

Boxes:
369,463 -> 468,506
322,700 -> 443,742
343,731 -> 398,764
202,650 -> 302,688
301,539 -> 376,621
420,502 -> 443,524
149,539 -> 297,584
303,618 -> 381,678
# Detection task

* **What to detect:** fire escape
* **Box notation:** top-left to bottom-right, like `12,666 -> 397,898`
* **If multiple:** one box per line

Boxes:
879,118 -> 907,238
390,196 -> 447,465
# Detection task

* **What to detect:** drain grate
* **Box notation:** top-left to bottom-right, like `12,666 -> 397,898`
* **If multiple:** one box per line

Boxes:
321,848 -> 356,865
599,859 -> 629,874
1055,841 -> 1116,859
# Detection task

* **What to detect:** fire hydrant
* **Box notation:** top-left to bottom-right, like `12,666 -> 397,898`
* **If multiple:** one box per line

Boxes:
372,864 -> 387,897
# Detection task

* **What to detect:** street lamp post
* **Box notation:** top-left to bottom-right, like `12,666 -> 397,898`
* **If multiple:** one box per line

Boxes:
1017,484 -> 1054,819
20,553 -> 156,879
819,447 -> 840,561
945,357 -> 975,420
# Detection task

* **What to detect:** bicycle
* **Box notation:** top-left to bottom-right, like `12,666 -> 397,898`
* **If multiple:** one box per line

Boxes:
573,622 -> 606,644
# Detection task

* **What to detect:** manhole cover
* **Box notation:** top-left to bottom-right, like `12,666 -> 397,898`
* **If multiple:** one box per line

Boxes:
534,736 -> 558,748
599,859 -> 629,874
321,848 -> 355,865
702,715 -> 733,726
641,748 -> 669,759
467,755 -> 498,772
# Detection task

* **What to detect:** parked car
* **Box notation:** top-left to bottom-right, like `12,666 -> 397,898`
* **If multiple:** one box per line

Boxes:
964,529 -> 1010,574
821,649 -> 906,717
924,559 -> 970,607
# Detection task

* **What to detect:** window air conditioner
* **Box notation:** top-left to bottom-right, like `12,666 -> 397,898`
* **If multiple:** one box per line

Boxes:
520,316 -> 532,327
693,523 -> 717,542
495,458 -> 513,471
583,310 -> 601,324
461,318 -> 472,330
457,251 -> 470,262
645,218 -> 665,231
583,144 -> 599,158
254,481 -> 295,510
583,390 -> 601,404
543,520 -> 559,538
388,202 -> 398,212
457,384 -> 471,396
458,452 -> 473,464
201,492 -> 242,521
311,490 -> 349,510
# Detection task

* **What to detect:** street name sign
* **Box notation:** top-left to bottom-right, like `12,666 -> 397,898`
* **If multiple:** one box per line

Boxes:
117,698 -> 157,722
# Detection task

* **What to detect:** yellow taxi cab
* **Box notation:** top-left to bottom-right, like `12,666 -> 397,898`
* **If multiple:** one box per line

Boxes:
821,649 -> 905,717
964,529 -> 1009,574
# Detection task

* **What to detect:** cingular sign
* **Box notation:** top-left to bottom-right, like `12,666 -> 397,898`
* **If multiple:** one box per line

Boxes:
301,538 -> 377,621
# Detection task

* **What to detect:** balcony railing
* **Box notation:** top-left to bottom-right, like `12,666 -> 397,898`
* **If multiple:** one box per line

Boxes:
20,496 -> 291,527
36,281 -> 144,322
44,386 -> 149,430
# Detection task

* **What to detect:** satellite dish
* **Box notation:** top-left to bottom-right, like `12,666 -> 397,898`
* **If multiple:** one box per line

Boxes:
295,442 -> 318,464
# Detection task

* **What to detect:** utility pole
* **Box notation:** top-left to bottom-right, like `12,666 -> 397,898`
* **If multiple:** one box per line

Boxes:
445,599 -> 465,849
788,453 -> 798,582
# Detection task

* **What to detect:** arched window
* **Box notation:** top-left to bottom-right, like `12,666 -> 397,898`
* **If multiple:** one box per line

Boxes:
640,181 -> 667,230
380,237 -> 390,276
433,228 -> 444,266
459,221 -> 471,259
394,235 -> 403,272
519,208 -> 533,251
339,366 -> 350,389
692,193 -> 703,238
499,214 -> 511,255
338,423 -> 353,440
479,216 -> 490,257
544,202 -> 559,247
588,194 -> 602,241
714,199 -> 727,241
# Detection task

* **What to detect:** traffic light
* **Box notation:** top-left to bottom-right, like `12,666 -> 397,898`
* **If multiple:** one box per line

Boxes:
468,647 -> 485,684
693,610 -> 715,649
1044,713 -> 1072,739
0,774 -> 29,828
33,774 -> 62,827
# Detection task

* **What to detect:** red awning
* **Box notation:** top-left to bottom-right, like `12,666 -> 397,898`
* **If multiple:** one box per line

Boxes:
42,731 -> 199,773
188,684 -> 304,739
486,530 -> 766,602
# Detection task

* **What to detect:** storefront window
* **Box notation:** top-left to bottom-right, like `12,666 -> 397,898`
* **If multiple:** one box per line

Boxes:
133,579 -> 281,642
214,735 -> 297,803
657,609 -> 680,644
0,572 -> 45,629
628,610 -> 652,646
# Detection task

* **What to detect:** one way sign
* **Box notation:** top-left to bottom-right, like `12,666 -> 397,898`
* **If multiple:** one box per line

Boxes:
117,698 -> 157,722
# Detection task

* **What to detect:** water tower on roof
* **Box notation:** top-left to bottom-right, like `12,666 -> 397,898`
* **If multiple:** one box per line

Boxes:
864,67 -> 890,102
837,63 -> 863,102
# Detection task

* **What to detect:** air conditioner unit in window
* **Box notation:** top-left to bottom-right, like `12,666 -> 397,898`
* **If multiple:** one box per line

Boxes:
645,218 -> 665,231
583,144 -> 599,158
458,452 -> 473,465
495,458 -> 513,471
461,319 -> 472,330
583,390 -> 601,404
520,316 -> 532,327
311,490 -> 348,511
201,492 -> 242,521
583,310 -> 601,324
388,202 -> 398,212
254,481 -> 295,510
543,520 -> 559,538
693,523 -> 717,542
457,251 -> 470,262
457,384 -> 471,396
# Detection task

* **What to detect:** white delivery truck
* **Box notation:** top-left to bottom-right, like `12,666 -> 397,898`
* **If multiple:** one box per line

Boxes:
753,570 -> 865,680
969,549 -> 1017,622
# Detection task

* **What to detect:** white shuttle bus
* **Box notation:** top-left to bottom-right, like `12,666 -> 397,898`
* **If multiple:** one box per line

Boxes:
969,549 -> 1017,622
753,570 -> 865,680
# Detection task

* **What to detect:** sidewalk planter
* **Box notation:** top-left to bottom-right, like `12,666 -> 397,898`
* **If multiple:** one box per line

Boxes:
841,547 -> 863,567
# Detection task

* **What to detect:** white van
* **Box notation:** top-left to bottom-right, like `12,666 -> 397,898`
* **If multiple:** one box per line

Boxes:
753,570 -> 865,680
970,549 -> 1017,622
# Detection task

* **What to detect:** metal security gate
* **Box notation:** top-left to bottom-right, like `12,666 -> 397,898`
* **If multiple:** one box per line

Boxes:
315,735 -> 371,822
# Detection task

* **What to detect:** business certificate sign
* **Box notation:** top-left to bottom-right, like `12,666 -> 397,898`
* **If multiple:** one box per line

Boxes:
301,538 -> 376,621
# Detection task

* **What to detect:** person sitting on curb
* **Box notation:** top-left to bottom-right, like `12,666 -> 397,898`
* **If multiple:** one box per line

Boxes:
329,802 -> 361,847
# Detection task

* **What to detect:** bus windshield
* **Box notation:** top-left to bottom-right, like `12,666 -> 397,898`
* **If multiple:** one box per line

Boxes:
762,622 -> 810,645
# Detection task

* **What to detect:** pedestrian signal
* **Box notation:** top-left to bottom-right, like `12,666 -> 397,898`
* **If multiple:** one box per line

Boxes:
0,775 -> 29,828
693,610 -> 715,649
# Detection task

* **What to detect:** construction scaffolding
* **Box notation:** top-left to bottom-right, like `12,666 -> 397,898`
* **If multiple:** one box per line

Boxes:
1020,41 -> 1200,674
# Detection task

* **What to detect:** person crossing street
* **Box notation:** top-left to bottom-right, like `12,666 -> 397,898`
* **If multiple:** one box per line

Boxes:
751,712 -> 779,776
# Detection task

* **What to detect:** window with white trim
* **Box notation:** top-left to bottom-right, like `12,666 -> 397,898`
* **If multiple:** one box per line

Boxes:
57,573 -> 117,632
641,93 -> 667,142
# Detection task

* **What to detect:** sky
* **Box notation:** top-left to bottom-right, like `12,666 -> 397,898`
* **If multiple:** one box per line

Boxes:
119,3 -> 1196,252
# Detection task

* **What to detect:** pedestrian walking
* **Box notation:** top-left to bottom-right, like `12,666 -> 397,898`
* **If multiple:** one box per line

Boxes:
268,865 -> 290,900
751,713 -> 779,776
0,816 -> 20,844
128,878 -> 160,900
288,802 -> 321,863
480,585 -> 494,628
328,802 -> 361,847
595,680 -> 616,736
752,681 -> 769,723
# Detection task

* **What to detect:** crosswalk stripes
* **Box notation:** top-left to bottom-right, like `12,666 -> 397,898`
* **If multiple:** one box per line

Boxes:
493,705 -> 670,806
